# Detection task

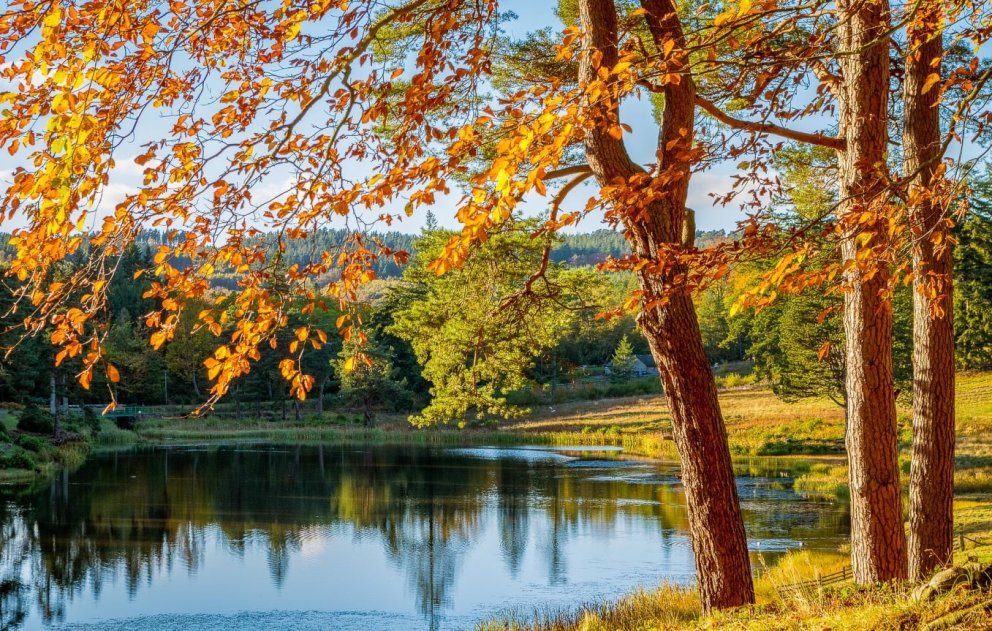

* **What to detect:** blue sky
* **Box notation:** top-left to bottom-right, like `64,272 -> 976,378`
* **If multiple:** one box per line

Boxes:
451,0 -> 749,234
443,0 -> 760,234
1,2 -> 988,239
0,2 -> 789,238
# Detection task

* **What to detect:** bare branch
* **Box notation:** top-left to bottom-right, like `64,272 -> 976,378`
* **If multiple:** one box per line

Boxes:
694,96 -> 846,150
544,164 -> 593,180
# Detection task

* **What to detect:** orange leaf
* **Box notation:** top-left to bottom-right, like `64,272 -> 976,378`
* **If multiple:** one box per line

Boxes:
817,341 -> 832,361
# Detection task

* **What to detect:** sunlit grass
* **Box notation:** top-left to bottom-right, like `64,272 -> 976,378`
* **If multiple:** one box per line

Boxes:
792,464 -> 850,500
507,385 -> 846,457
510,373 -> 991,460
480,551 -> 992,630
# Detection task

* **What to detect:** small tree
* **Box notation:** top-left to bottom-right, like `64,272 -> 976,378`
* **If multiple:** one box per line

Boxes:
610,335 -> 636,383
390,224 -> 580,427
334,339 -> 407,428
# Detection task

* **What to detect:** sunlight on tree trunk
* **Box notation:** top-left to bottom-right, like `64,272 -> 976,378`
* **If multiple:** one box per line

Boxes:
836,0 -> 908,583
578,0 -> 753,610
905,0 -> 955,581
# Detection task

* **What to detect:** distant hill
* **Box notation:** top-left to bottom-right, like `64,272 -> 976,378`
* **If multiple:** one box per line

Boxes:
0,227 -> 728,281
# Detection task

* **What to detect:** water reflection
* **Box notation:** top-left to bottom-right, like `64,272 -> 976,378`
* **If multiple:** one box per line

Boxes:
0,445 -> 849,630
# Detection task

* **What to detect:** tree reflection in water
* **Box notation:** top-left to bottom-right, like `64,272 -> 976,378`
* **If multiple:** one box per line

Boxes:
0,445 -> 849,630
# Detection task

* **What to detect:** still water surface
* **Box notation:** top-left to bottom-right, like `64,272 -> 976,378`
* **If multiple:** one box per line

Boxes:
0,444 -> 848,630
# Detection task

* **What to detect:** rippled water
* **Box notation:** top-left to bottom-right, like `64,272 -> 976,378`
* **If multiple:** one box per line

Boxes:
0,444 -> 849,630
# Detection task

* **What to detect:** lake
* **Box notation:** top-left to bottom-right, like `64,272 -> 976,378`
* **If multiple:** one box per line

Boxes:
0,444 -> 848,630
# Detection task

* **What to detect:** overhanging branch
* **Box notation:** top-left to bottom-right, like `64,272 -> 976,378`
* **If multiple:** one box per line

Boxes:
545,164 -> 593,180
695,96 -> 846,151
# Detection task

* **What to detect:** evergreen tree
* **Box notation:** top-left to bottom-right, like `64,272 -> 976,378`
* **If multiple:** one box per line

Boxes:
955,165 -> 992,369
390,222 -> 582,427
609,334 -> 636,383
334,337 -> 410,427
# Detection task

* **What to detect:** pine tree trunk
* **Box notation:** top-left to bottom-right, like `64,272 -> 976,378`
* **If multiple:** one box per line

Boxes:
578,0 -> 754,610
836,0 -> 908,583
639,296 -> 754,609
905,2 -> 955,580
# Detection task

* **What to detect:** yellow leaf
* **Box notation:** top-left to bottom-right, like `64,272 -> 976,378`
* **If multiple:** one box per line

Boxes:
43,8 -> 62,29
922,73 -> 941,94
107,364 -> 120,383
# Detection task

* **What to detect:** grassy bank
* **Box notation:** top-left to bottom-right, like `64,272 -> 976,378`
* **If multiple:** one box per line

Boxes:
478,576 -> 992,630
130,412 -> 681,458
476,372 -> 992,631
479,503 -> 992,631
0,409 -> 97,484
22,370 -> 986,471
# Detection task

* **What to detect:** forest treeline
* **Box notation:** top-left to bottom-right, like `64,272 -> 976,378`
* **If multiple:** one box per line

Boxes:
1,172 -> 989,418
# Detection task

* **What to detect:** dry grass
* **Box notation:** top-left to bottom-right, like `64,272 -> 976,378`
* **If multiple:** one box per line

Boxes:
510,374 -> 992,459
480,553 -> 992,631
510,387 -> 845,456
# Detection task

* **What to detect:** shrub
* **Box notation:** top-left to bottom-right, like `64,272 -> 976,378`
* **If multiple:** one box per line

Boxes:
0,445 -> 38,471
14,434 -> 56,461
716,372 -> 758,389
17,405 -> 54,434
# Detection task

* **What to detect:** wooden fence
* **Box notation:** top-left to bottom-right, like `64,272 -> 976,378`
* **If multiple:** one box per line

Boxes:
777,534 -> 990,598
776,566 -> 850,598
958,533 -> 989,551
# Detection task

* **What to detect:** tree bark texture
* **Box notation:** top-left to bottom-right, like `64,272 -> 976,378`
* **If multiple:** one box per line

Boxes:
836,0 -> 908,583
578,0 -> 754,610
904,1 -> 955,581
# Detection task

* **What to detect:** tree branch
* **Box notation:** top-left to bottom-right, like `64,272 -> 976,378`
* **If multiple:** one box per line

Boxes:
544,164 -> 592,180
551,171 -> 593,213
694,95 -> 846,150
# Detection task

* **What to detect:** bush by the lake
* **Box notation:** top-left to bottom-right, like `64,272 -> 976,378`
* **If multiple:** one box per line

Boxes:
16,405 -> 53,435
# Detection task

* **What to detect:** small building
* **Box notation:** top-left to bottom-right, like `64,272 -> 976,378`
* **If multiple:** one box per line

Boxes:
633,354 -> 659,377
605,354 -> 659,377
